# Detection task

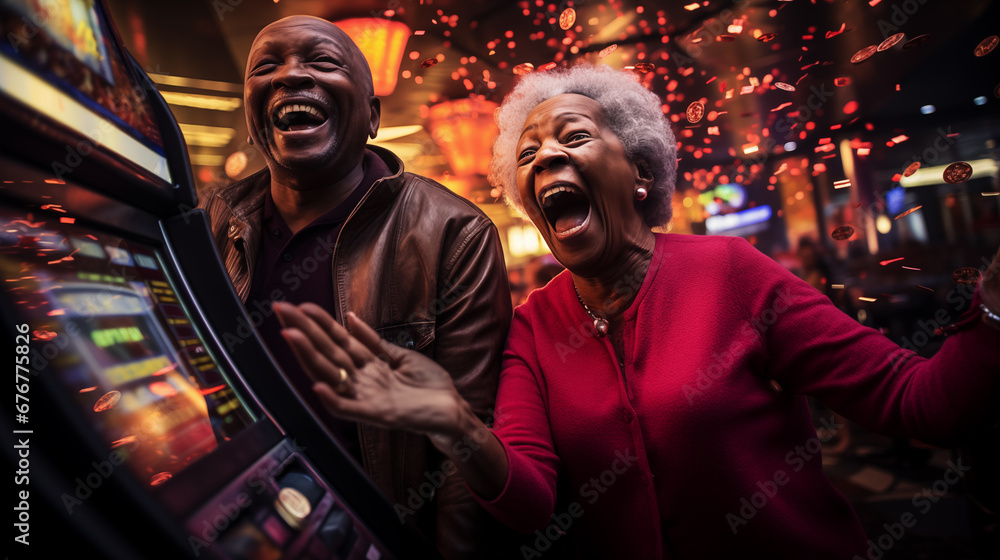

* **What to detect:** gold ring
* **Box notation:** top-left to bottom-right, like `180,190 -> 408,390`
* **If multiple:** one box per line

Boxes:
334,368 -> 351,395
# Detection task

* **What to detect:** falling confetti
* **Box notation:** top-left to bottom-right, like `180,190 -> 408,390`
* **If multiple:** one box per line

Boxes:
32,329 -> 57,341
559,8 -> 576,31
598,44 -> 618,58
512,62 -> 535,75
974,35 -> 998,57
942,161 -> 973,184
150,472 -> 173,486
110,435 -> 138,449
834,77 -> 852,87
902,161 -> 921,177
894,206 -> 922,220
757,33 -> 777,43
952,267 -> 980,285
774,82 -> 795,91
831,226 -> 855,240
93,390 -> 122,412
420,58 -> 438,68
877,33 -> 905,52
632,62 -> 655,73
880,257 -> 905,266
686,101 -> 705,123
850,45 -> 878,63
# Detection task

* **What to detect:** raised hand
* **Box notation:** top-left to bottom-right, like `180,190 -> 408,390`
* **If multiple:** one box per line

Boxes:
273,302 -> 467,438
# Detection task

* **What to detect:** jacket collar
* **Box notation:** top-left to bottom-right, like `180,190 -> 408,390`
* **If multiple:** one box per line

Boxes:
212,145 -> 406,224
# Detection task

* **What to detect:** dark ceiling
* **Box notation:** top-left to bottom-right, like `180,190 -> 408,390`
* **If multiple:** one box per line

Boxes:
104,0 -> 1000,201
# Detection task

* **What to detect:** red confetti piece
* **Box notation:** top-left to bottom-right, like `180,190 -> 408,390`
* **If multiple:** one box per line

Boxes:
93,390 -> 122,412
200,384 -> 228,396
879,257 -> 905,266
825,23 -> 846,39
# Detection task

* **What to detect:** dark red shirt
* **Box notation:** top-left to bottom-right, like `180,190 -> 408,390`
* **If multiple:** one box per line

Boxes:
247,150 -> 389,461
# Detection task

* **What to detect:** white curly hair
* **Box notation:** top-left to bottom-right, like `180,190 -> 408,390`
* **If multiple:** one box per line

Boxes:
488,64 -> 677,227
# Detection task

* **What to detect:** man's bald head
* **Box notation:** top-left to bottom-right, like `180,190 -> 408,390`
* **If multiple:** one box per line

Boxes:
249,16 -> 375,97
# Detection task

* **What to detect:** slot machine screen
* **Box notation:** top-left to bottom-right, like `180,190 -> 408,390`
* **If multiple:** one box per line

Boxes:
0,0 -> 171,184
1,203 -> 256,488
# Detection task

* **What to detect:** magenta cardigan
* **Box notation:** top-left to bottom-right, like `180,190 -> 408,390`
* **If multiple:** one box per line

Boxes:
476,233 -> 999,558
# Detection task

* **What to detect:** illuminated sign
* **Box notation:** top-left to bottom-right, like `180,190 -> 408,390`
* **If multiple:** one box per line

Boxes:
706,205 -> 772,234
699,183 -> 747,216
91,326 -> 145,348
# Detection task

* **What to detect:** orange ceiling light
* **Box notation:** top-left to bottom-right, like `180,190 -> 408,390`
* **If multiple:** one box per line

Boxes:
427,98 -> 499,176
335,18 -> 411,96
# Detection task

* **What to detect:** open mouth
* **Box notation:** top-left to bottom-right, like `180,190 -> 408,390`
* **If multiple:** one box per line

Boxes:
538,184 -> 591,237
271,103 -> 328,132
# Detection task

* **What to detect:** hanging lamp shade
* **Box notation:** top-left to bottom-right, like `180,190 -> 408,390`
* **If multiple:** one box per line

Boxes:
427,98 -> 499,176
334,18 -> 411,96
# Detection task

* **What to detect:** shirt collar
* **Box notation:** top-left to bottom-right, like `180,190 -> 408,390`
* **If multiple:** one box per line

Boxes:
261,149 -> 391,229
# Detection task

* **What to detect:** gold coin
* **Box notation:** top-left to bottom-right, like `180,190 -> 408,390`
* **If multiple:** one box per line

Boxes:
559,8 -> 576,31
975,35 -> 998,57
275,487 -> 312,529
952,267 -> 980,285
831,226 -> 855,241
877,33 -> 905,52
93,390 -> 121,412
686,101 -> 705,124
512,62 -> 535,75
942,161 -> 972,184
850,45 -> 878,64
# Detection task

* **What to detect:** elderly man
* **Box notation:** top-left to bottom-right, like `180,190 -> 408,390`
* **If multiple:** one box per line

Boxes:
198,16 -> 513,559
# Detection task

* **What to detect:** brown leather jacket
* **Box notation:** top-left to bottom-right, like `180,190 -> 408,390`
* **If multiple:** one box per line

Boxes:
198,146 -> 513,559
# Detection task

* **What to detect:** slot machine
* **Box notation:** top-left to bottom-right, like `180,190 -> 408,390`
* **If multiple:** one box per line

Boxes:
0,1 -> 439,558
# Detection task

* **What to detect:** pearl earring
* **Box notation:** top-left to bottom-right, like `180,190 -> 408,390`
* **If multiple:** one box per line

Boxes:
635,187 -> 648,201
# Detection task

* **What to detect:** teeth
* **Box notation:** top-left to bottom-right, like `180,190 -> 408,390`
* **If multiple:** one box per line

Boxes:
540,185 -> 577,206
275,104 -> 325,121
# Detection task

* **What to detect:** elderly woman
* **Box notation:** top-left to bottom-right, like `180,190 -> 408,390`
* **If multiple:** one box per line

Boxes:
274,64 -> 1000,558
